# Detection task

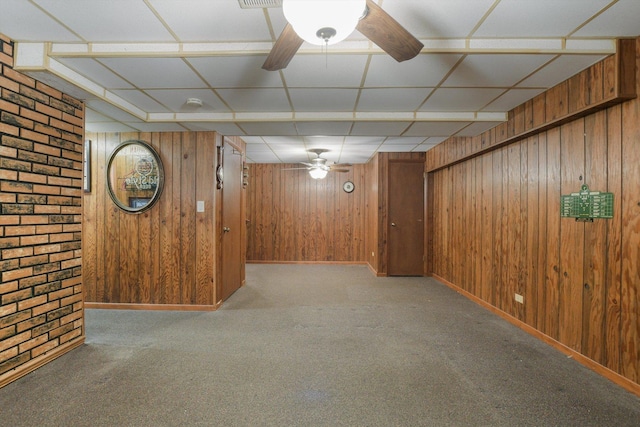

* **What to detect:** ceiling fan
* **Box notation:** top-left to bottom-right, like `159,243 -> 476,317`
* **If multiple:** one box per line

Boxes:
285,148 -> 352,179
262,0 -> 424,71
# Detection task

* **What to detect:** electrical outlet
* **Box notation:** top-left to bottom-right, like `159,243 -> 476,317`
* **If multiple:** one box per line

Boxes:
515,293 -> 524,304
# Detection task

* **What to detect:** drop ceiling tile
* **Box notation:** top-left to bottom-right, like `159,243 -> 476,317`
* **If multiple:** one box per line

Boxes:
262,136 -> 304,146
242,136 -> 268,144
404,121 -> 471,137
350,122 -> 411,136
180,122 -> 246,135
239,121 -> 298,136
246,151 -> 280,163
216,88 -> 291,112
111,90 -> 171,113
295,122 -> 354,136
34,0 -> 174,42
455,122 -> 505,137
144,89 -> 229,112
419,88 -> 505,112
378,144 -> 418,152
85,99 -> 143,122
55,58 -> 134,89
413,144 -> 438,152
148,0 -> 271,42
365,54 -> 463,87
124,122 -> 188,132
344,137 -> 385,146
188,56 -> 283,88
474,0 -> 612,37
282,54 -> 369,88
289,89 -> 359,112
573,0 -> 640,37
518,55 -> 607,88
358,88 -> 433,112
85,122 -> 139,133
98,57 -> 205,89
0,0 -> 81,42
483,88 -> 546,112
443,54 -> 555,87
384,137 -> 428,145
382,0 -> 496,38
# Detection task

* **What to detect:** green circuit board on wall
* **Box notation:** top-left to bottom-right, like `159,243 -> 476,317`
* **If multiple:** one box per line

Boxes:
561,184 -> 614,220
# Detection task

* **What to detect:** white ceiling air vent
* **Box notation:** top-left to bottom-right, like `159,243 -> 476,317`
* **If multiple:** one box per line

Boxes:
237,0 -> 282,8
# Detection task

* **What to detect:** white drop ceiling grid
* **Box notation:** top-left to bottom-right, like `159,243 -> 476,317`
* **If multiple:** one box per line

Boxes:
2,0 -> 638,163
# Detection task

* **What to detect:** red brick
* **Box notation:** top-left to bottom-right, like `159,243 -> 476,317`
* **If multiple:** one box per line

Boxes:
20,254 -> 49,267
19,128 -> 49,144
0,75 -> 19,92
49,251 -> 73,262
0,145 -> 17,158
20,235 -> 49,246
32,301 -> 59,317
4,225 -> 36,236
33,142 -> 60,157
20,215 -> 49,225
4,67 -> 35,88
2,246 -> 33,259
33,244 -> 61,255
0,330 -> 30,352
1,287 -> 32,305
36,225 -> 62,234
34,205 -> 60,214
0,303 -> 17,318
47,176 -> 72,187
0,353 -> 30,376
34,123 -> 61,138
50,118 -> 74,132
61,258 -> 81,270
0,347 -> 18,363
1,267 -> 33,282
0,215 -> 19,225
36,82 -> 62,100
35,102 -> 62,119
17,172 -> 47,184
0,310 -> 31,328
17,294 -> 47,311
0,98 -> 20,114
59,327 -> 81,344
31,338 -> 59,358
18,334 -> 47,353
0,122 -> 19,136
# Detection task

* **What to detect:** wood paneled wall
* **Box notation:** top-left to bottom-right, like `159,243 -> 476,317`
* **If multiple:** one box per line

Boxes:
426,38 -> 640,392
83,131 -> 218,308
246,163 -> 366,262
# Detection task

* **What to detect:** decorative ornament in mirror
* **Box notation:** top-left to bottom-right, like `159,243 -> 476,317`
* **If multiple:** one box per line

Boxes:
106,140 -> 164,213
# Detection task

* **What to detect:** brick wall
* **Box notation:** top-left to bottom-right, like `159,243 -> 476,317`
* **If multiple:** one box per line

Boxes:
0,34 -> 84,387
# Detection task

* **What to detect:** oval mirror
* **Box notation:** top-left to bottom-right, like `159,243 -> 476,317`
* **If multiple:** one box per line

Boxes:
106,140 -> 164,213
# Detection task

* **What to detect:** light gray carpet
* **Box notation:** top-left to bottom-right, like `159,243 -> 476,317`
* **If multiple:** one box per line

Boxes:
1,264 -> 639,426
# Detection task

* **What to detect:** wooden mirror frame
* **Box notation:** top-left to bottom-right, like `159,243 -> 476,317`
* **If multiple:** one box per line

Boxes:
106,140 -> 164,214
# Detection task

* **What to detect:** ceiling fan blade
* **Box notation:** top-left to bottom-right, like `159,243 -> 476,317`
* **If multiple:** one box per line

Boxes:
331,169 -> 350,173
281,167 -> 310,171
262,23 -> 304,71
356,0 -> 423,62
331,163 -> 352,168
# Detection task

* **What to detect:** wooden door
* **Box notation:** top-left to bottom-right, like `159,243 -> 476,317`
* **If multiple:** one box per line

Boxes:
220,141 -> 243,301
388,161 -> 424,276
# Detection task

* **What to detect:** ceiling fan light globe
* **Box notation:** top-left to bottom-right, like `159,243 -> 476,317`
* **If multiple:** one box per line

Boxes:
283,0 -> 365,46
309,168 -> 329,179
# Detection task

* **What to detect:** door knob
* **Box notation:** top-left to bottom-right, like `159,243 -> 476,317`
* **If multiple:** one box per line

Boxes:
223,227 -> 231,232
391,222 -> 397,227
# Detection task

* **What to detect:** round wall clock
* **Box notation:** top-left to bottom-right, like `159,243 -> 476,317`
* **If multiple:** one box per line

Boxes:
343,181 -> 355,193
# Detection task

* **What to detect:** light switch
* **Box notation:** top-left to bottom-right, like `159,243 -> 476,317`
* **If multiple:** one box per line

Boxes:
197,200 -> 205,212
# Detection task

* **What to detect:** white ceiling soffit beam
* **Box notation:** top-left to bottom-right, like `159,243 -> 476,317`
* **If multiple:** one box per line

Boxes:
13,39 -> 614,127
